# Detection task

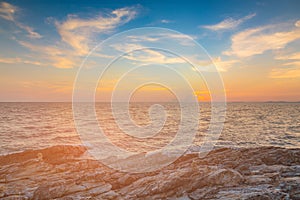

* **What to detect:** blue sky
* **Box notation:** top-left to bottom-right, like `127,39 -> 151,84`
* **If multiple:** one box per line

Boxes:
0,0 -> 300,101
3,0 -> 299,54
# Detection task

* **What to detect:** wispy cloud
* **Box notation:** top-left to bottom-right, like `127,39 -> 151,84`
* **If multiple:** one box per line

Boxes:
9,6 -> 139,68
111,43 -> 145,52
193,57 -> 239,72
202,13 -> 256,31
123,48 -> 186,64
21,80 -> 73,93
111,42 -> 186,64
270,63 -> 300,78
113,41 -> 238,71
224,20 -> 300,57
275,52 -> 300,60
0,57 -> 44,66
0,2 -> 41,38
55,6 -> 138,55
0,1 -> 16,21
17,40 -> 78,68
160,19 -> 172,24
109,32 -> 198,65
125,33 -> 196,46
212,57 -> 239,72
110,33 -> 237,72
271,50 -> 300,78
16,23 -> 42,39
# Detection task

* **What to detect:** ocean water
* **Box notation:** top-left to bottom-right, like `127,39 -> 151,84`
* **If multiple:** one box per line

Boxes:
0,102 -> 299,155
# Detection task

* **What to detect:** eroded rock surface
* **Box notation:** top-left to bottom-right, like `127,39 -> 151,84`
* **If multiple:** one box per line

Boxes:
0,145 -> 299,199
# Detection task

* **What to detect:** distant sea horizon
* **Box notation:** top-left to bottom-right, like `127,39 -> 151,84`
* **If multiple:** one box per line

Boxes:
1,101 -> 300,103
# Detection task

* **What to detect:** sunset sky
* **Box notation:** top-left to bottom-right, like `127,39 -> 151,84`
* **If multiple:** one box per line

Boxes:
0,0 -> 300,102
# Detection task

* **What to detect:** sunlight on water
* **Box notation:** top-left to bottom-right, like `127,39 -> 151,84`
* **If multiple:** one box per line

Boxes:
0,102 -> 299,155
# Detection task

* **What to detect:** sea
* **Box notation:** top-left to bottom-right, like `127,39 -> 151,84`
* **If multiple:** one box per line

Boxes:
0,102 -> 299,156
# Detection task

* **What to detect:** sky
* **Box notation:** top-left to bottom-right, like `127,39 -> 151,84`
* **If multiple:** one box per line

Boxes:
0,0 -> 300,102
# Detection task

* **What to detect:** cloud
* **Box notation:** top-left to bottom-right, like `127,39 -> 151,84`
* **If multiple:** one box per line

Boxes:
0,1 -> 16,21
160,19 -> 172,24
21,80 -> 73,93
212,57 -> 239,71
123,48 -> 186,64
159,32 -> 197,43
123,32 -> 196,48
270,62 -> 300,78
17,40 -> 78,68
114,42 -> 238,71
193,57 -> 239,72
104,32 -> 198,63
271,50 -> 300,78
12,6 -> 139,68
275,52 -> 300,60
110,34 -> 237,71
0,2 -> 41,38
111,43 -> 145,52
202,13 -> 256,31
15,22 -> 42,38
110,39 -> 184,64
126,35 -> 160,42
127,33 -> 197,46
55,6 -> 138,55
224,21 -> 300,57
0,57 -> 44,66
284,61 -> 300,67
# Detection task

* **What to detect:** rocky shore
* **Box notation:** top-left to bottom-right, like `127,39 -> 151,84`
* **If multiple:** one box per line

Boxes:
0,145 -> 299,199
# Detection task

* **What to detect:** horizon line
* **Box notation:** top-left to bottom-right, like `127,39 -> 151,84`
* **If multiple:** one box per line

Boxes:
0,101 -> 299,103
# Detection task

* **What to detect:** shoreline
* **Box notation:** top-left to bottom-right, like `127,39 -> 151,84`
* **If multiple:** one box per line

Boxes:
1,145 -> 299,199
1,143 -> 299,158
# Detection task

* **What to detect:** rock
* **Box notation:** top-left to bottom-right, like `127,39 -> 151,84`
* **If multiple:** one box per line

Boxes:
173,194 -> 191,200
32,182 -> 66,200
244,194 -> 272,200
246,175 -> 272,185
249,164 -> 291,175
98,190 -> 119,199
117,174 -> 136,187
206,169 -> 245,187
235,164 -> 251,175
188,187 -> 217,199
0,145 -> 300,199
280,177 -> 300,199
213,185 -> 289,200
89,183 -> 112,196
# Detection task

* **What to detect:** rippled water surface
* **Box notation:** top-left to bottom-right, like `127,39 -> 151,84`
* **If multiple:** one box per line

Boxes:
0,102 -> 299,155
